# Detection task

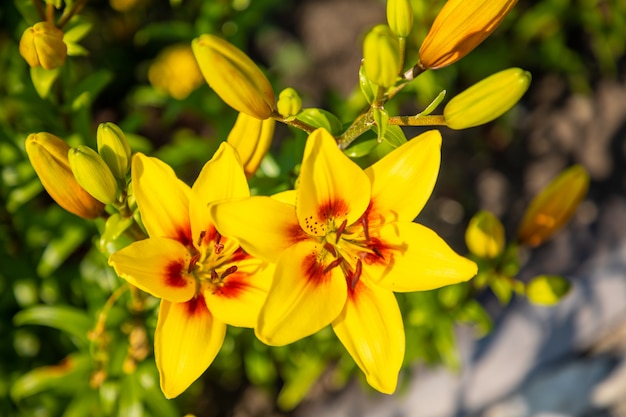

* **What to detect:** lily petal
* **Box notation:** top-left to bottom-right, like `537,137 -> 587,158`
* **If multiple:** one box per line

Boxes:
366,222 -> 477,292
190,142 -> 249,249
132,153 -> 192,245
256,240 -> 347,345
204,260 -> 273,328
365,130 -> 441,225
211,196 -> 308,263
109,237 -> 195,302
297,128 -> 370,236
155,298 -> 226,398
332,280 -> 404,394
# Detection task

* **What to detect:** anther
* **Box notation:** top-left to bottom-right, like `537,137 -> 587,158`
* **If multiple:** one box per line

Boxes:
360,215 -> 370,241
197,230 -> 206,247
214,232 -> 224,254
188,253 -> 200,273
350,259 -> 362,290
335,219 -> 348,243
323,257 -> 344,274
324,242 -> 337,257
372,246 -> 385,259
211,269 -> 219,281
220,265 -> 238,279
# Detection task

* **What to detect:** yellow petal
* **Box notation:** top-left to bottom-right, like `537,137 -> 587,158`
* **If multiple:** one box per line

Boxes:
256,241 -> 347,346
332,280 -> 404,394
365,130 -> 441,225
367,222 -> 477,292
226,112 -> 276,177
155,298 -> 226,398
297,128 -> 370,236
204,259 -> 273,328
211,196 -> 308,263
131,153 -> 192,244
190,142 -> 249,249
108,237 -> 195,302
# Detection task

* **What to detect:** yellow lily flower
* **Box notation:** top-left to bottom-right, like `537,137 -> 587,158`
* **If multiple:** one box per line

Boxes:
211,128 -> 477,393
419,0 -> 517,69
108,143 -> 272,398
226,112 -> 275,178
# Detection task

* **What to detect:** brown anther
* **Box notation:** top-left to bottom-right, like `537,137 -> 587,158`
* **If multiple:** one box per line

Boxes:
197,230 -> 206,247
335,219 -> 348,243
220,265 -> 238,279
360,215 -> 370,242
188,253 -> 200,273
324,242 -> 337,257
350,259 -> 362,290
323,257 -> 344,274
214,231 -> 224,254
211,269 -> 219,281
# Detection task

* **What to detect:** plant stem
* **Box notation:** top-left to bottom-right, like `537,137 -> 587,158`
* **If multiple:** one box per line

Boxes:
33,0 -> 46,21
389,114 -> 446,126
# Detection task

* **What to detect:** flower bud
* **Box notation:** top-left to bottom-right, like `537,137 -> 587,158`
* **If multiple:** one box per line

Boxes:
97,122 -> 131,179
25,133 -> 104,219
517,165 -> 589,247
465,210 -> 505,259
387,0 -> 414,38
419,0 -> 517,70
444,67 -> 531,130
227,112 -> 275,177
526,275 -> 571,306
19,22 -> 68,70
192,34 -> 275,120
68,145 -> 118,205
362,24 -> 401,88
276,88 -> 302,118
148,44 -> 204,100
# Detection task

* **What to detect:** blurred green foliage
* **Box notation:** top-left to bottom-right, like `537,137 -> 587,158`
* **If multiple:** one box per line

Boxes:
1,0 -> 624,416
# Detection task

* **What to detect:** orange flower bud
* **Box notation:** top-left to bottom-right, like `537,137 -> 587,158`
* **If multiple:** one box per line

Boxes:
517,165 -> 589,247
419,0 -> 517,70
25,133 -> 104,219
19,22 -> 68,70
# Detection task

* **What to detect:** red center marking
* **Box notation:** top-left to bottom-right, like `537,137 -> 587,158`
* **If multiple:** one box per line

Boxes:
317,199 -> 349,222
165,260 -> 188,288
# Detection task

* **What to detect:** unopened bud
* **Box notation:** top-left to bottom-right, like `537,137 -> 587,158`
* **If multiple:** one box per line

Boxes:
276,88 -> 302,118
227,112 -> 275,177
444,68 -> 531,129
517,165 -> 589,247
465,210 -> 505,259
387,0 -> 414,38
19,22 -> 68,70
25,133 -> 104,219
362,24 -> 401,88
526,275 -> 571,306
419,0 -> 517,69
192,34 -> 275,119
97,122 -> 131,179
69,146 -> 118,205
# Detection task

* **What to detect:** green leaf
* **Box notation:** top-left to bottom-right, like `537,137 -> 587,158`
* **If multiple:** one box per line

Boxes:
63,19 -> 93,44
295,108 -> 343,136
490,274 -> 513,305
37,223 -> 89,278
381,125 -> 407,148
62,388 -> 99,417
526,275 -> 571,306
456,299 -> 493,336
372,107 -> 389,143
13,305 -> 93,347
118,372 -> 144,417
416,90 -> 446,116
358,64 -> 377,105
69,70 -> 113,111
277,356 -> 326,411
30,66 -> 60,99
14,0 -> 40,24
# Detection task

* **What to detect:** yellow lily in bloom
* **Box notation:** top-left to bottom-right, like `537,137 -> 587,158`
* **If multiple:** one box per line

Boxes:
419,0 -> 517,70
109,143 -> 272,398
211,128 -> 477,393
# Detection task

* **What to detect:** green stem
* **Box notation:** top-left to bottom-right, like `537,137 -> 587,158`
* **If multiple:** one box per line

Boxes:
33,0 -> 46,21
57,0 -> 89,28
272,111 -> 317,134
388,114 -> 447,126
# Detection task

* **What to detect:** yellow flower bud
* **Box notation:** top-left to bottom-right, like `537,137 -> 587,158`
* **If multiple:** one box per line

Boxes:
148,44 -> 204,100
387,0 -> 414,38
19,22 -> 68,70
97,122 -> 131,179
25,133 -> 104,219
362,24 -> 401,88
517,165 -> 590,248
526,275 -> 571,306
444,67 -> 531,130
192,34 -> 275,120
465,210 -> 505,259
68,146 -> 118,205
419,0 -> 517,70
227,112 -> 275,177
276,88 -> 302,118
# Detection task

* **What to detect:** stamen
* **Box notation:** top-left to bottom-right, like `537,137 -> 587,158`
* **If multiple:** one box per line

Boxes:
350,259 -> 362,290
211,269 -> 219,281
188,252 -> 200,273
197,230 -> 206,247
361,215 -> 370,241
323,257 -> 344,274
220,265 -> 238,279
372,246 -> 385,259
324,242 -> 337,257
214,232 -> 224,254
335,219 -> 348,243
